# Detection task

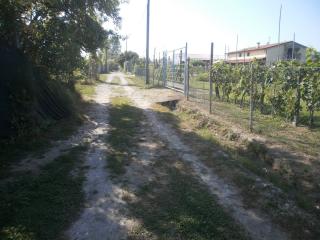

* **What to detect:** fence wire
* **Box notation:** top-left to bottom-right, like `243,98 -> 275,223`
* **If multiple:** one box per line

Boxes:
129,44 -> 320,129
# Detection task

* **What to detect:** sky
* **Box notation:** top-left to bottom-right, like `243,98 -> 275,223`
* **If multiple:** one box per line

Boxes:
107,0 -> 320,57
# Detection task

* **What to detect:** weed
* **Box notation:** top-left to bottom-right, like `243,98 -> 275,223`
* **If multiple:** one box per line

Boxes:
75,82 -> 96,98
0,146 -> 86,240
107,97 -> 143,176
128,159 -> 248,240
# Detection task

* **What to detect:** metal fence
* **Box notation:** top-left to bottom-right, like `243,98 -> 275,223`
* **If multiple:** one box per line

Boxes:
133,44 -> 188,95
132,43 -> 320,130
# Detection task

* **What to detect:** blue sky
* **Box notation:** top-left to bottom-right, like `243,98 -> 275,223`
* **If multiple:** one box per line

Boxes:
114,0 -> 320,57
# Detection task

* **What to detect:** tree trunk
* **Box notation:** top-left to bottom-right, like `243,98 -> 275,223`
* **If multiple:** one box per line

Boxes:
240,91 -> 246,108
215,85 -> 220,99
293,74 -> 301,126
260,83 -> 265,113
309,110 -> 314,127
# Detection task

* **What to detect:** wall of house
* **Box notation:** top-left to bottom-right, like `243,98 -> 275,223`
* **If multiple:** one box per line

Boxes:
227,49 -> 266,61
283,42 -> 306,63
266,43 -> 306,65
266,45 -> 285,65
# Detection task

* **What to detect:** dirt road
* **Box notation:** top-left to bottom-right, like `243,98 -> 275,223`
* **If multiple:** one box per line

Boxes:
65,72 -> 289,240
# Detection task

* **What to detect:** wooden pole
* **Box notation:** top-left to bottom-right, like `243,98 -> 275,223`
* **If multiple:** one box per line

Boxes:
249,63 -> 254,132
209,42 -> 214,114
145,0 -> 150,84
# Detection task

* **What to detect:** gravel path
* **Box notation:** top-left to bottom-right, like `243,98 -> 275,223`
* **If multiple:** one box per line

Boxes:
29,71 -> 289,240
115,72 -> 288,240
67,76 -> 134,240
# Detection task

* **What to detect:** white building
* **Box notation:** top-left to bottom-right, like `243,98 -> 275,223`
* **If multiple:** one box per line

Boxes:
227,41 -> 307,65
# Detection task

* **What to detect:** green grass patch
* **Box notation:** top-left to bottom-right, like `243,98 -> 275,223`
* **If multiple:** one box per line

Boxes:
99,74 -> 108,82
107,97 -> 143,175
126,75 -> 162,89
0,145 -> 87,240
153,103 -> 320,239
75,82 -> 96,97
0,117 -> 82,180
129,161 -> 248,240
210,100 -> 320,157
111,76 -> 121,85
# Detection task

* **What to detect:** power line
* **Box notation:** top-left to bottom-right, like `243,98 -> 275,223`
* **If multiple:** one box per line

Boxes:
145,0 -> 150,84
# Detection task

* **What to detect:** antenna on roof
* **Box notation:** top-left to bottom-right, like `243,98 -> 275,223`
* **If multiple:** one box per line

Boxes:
292,32 -> 295,59
278,4 -> 282,44
277,4 -> 282,61
236,34 -> 238,62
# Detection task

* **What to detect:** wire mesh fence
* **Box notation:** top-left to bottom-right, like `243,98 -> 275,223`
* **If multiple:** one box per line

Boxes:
128,43 -> 320,130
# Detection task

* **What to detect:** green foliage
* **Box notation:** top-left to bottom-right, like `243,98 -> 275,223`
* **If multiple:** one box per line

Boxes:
0,0 -> 120,76
107,97 -> 143,175
207,54 -> 320,126
0,146 -> 86,240
0,0 -> 120,139
191,60 -> 206,67
108,60 -> 120,72
117,51 -> 139,68
195,72 -> 209,82
129,162 -> 248,240
301,50 -> 320,126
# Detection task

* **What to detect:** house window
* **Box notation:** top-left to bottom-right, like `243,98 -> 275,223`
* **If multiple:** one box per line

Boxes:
239,53 -> 242,57
247,52 -> 250,57
287,48 -> 293,59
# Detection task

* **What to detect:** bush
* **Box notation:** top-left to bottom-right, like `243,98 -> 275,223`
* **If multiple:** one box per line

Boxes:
108,60 -> 120,72
195,72 -> 209,82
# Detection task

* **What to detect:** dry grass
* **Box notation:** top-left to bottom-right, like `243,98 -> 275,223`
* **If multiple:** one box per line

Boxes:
152,101 -> 320,239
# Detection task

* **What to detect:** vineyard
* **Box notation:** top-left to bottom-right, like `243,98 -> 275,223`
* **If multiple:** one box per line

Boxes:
134,47 -> 320,128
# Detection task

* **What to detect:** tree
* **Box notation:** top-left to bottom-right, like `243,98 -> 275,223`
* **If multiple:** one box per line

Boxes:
0,0 -> 121,138
117,51 -> 139,68
0,0 -> 121,79
301,48 -> 320,127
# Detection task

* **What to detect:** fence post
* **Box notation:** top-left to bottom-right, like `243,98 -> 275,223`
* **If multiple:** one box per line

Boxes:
162,51 -> 167,87
249,63 -> 254,132
209,42 -> 214,114
158,52 -> 161,86
179,50 -> 183,83
293,66 -> 301,127
172,50 -> 175,88
153,48 -> 156,86
184,42 -> 188,97
187,57 -> 190,100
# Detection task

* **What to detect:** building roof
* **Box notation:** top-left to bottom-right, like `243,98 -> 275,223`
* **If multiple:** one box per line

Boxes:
189,53 -> 224,61
228,41 -> 307,54
189,54 -> 210,61
226,55 -> 266,64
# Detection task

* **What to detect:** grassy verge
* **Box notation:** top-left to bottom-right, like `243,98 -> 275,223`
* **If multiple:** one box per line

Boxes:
111,76 -> 121,85
107,97 -> 143,176
188,78 -> 320,128
75,82 -> 96,98
0,145 -> 87,240
208,100 -> 320,156
125,74 -> 162,89
152,102 -> 320,239
128,150 -> 248,239
0,81 -> 93,180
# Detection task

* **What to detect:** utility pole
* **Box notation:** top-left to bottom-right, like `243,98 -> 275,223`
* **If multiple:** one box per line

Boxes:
292,32 -> 295,59
277,4 -> 282,61
278,4 -> 282,44
236,34 -> 238,62
209,42 -> 214,114
125,37 -> 128,53
145,0 -> 150,84
124,35 -> 129,72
